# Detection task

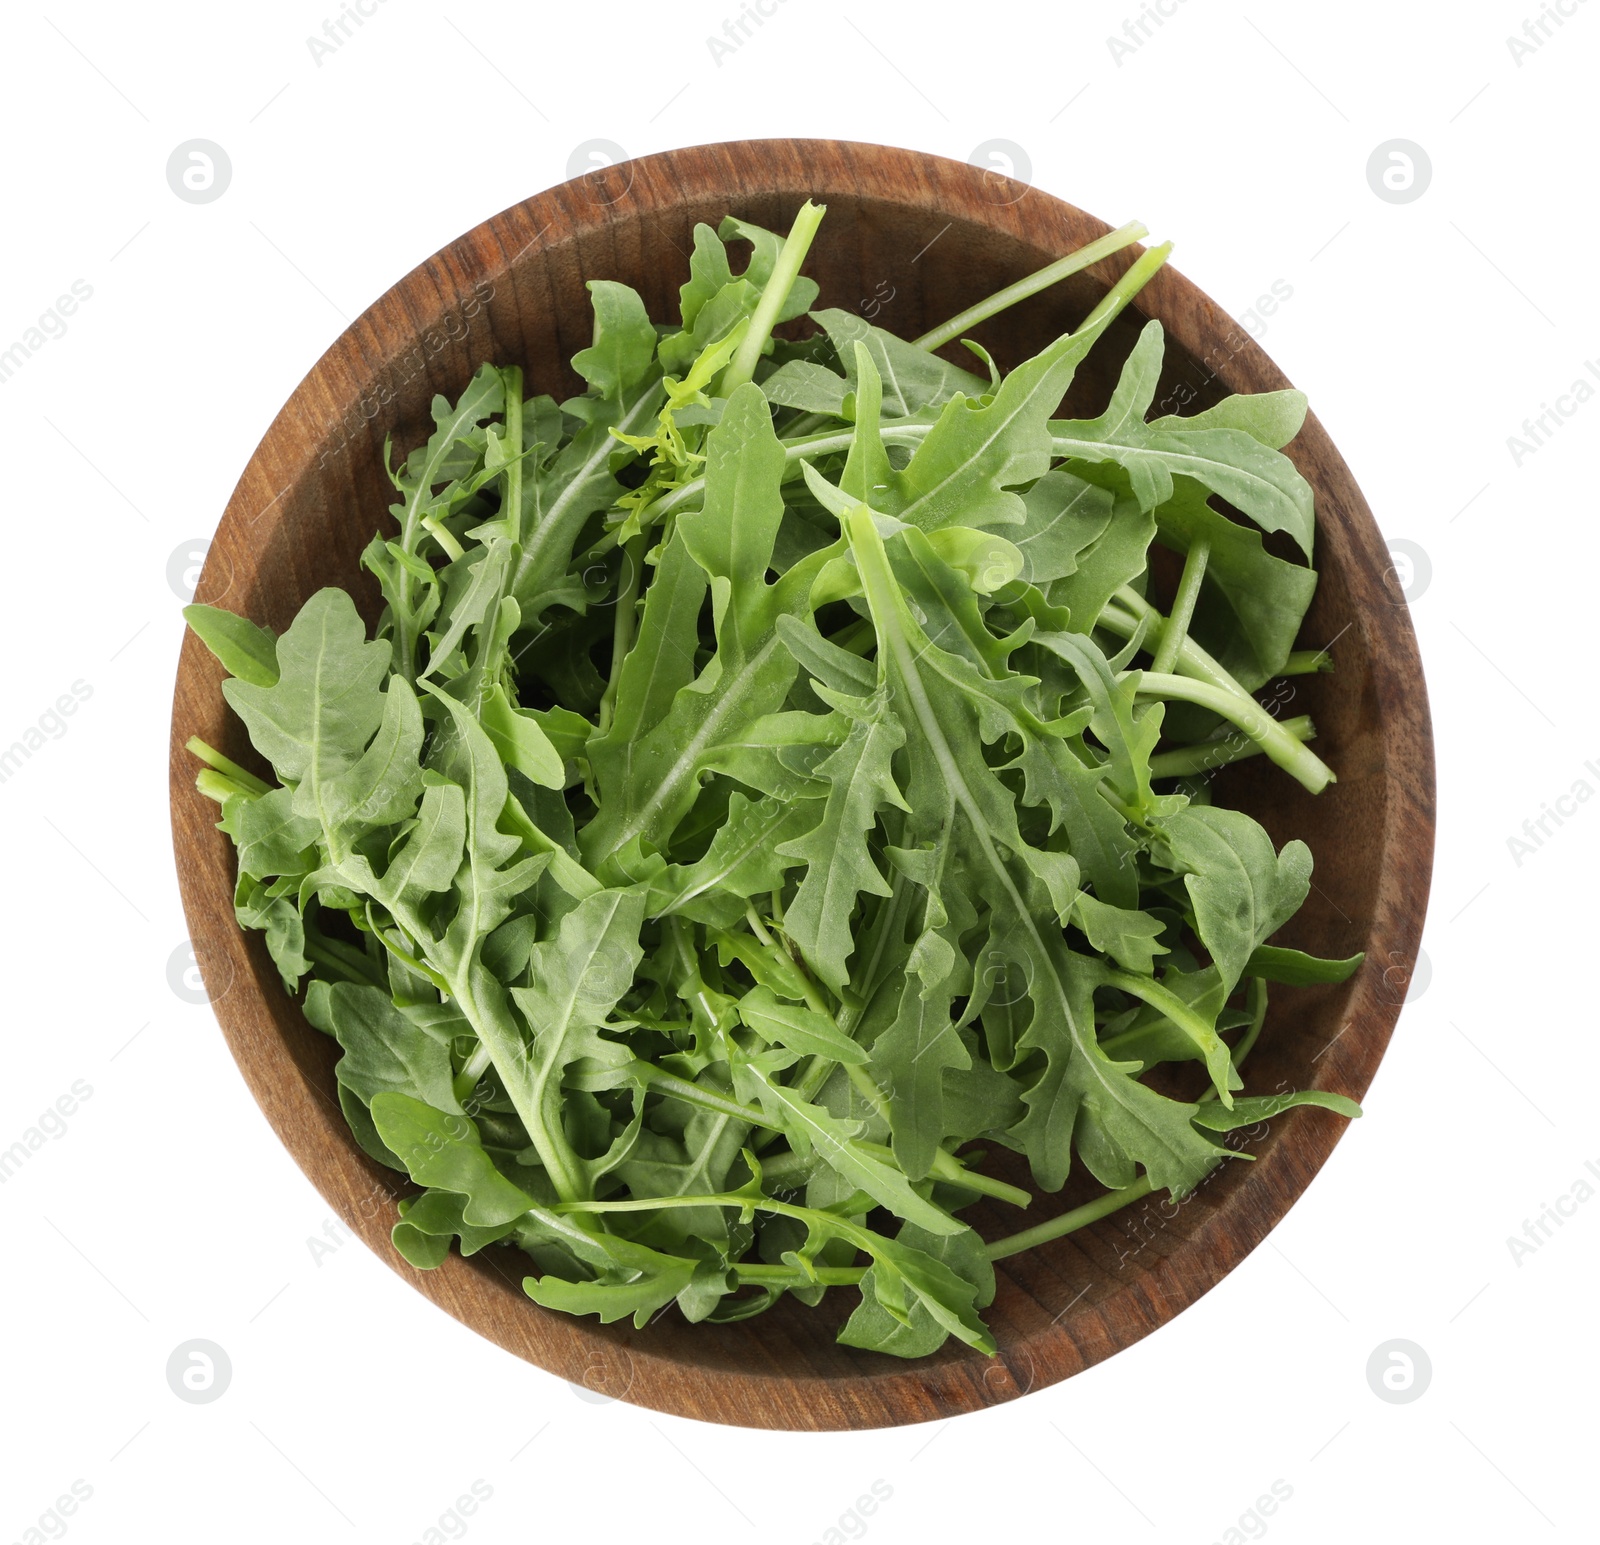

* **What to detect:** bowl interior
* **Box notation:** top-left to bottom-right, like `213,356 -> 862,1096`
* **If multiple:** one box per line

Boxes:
171,140 -> 1431,1430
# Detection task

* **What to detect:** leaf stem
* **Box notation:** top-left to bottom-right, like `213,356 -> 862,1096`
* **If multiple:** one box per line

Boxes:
1076,241 -> 1173,332
1136,671 -> 1334,794
734,1261 -> 865,1287
596,534 -> 645,734
421,512 -> 465,562
1284,648 -> 1335,675
502,364 -> 524,543
1102,591 -> 1336,793
1230,976 -> 1270,1070
914,221 -> 1149,351
981,1175 -> 1156,1262
1149,538 -> 1208,676
1148,715 -> 1314,780
721,200 -> 827,393
185,736 -> 271,795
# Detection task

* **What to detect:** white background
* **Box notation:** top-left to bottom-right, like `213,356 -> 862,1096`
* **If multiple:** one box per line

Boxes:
1,1 -> 1594,1540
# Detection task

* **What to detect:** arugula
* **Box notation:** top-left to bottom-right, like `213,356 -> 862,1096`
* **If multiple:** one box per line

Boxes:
187,205 -> 1364,1361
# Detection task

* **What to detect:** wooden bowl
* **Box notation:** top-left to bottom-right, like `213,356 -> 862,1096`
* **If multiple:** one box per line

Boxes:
169,139 -> 1434,1430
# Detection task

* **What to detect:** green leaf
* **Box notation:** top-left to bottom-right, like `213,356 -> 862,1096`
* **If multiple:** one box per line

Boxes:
761,358 -> 849,415
1152,805 -> 1312,992
1074,893 -> 1169,975
1244,944 -> 1364,986
1012,468 -> 1115,587
184,603 -> 279,686
739,986 -> 868,1064
586,526 -> 707,803
304,980 -> 462,1121
222,588 -> 391,829
1050,320 -> 1316,560
846,507 -> 1228,1196
369,1094 -> 535,1226
509,373 -> 662,622
649,792 -> 815,921
374,781 -> 467,905
776,685 -> 907,992
579,383 -> 829,860
838,1221 -> 995,1357
572,280 -> 657,402
479,682 -> 564,789
223,786 -> 317,880
1156,387 -> 1308,449
813,308 -> 988,418
1190,1087 -> 1361,1131
741,1062 -> 961,1236
510,888 -> 648,1196
523,1256 -> 697,1326
321,677 -> 425,835
880,304 -> 1127,531
1033,626 -> 1165,823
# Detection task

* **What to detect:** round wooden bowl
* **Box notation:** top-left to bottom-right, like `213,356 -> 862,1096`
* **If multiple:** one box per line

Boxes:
169,139 -> 1434,1430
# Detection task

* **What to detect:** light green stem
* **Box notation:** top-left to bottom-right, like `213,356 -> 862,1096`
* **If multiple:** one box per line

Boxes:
1150,538 -> 1209,676
1101,592 -> 1335,793
982,1176 -> 1156,1262
1230,977 -> 1270,1069
1077,242 -> 1172,331
596,534 -> 645,734
1149,715 -> 1314,779
734,1261 -> 865,1287
1284,648 -> 1335,675
721,200 -> 827,393
186,736 -> 271,796
914,221 -> 1149,351
1137,671 -> 1334,793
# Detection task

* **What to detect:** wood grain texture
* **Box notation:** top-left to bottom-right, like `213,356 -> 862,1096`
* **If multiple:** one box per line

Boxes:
168,139 -> 1435,1431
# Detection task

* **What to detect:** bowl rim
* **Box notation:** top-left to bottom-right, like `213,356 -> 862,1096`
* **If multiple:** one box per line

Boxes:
169,136 -> 1436,1430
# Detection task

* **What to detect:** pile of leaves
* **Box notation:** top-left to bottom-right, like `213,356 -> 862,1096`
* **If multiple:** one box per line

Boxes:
186,204 -> 1363,1358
